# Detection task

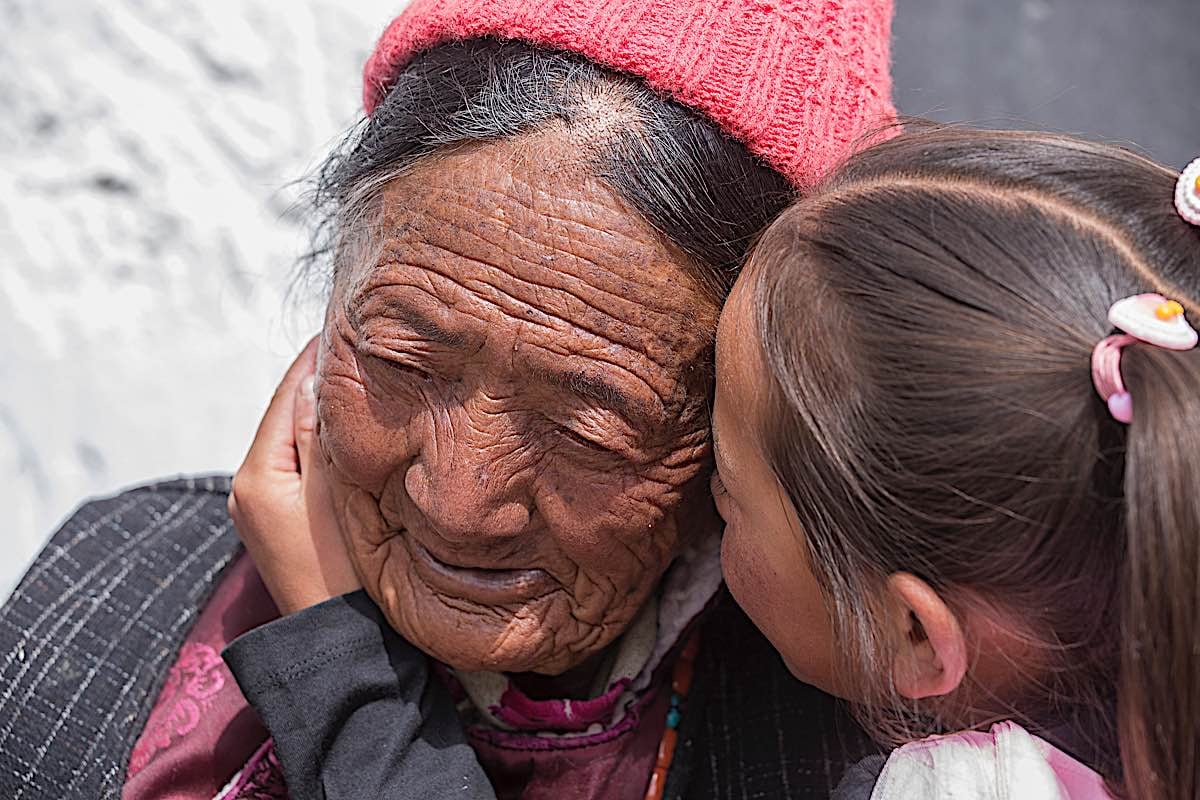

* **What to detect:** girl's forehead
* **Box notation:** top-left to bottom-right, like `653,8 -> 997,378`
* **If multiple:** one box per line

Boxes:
714,284 -> 771,442
716,276 -> 765,386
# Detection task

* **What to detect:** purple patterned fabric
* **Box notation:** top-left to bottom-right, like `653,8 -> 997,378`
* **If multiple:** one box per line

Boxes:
463,674 -> 672,800
122,554 -> 278,800
492,678 -> 634,732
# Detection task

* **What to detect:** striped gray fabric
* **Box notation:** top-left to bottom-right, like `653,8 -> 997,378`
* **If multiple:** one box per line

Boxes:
0,476 -> 242,799
667,593 -> 880,800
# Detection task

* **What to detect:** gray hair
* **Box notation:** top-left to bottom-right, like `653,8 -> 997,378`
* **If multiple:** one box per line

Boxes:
306,38 -> 795,302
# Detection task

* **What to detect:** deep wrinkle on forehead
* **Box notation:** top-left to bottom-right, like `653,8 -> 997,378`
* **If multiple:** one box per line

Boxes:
345,133 -> 719,425
352,285 -> 668,430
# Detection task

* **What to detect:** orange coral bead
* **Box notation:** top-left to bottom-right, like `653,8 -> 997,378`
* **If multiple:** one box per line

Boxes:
656,728 -> 679,767
671,661 -> 695,696
644,633 -> 698,800
645,770 -> 667,800
1156,300 -> 1185,321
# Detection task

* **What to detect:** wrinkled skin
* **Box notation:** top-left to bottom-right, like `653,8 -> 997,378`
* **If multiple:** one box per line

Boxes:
315,132 -> 721,678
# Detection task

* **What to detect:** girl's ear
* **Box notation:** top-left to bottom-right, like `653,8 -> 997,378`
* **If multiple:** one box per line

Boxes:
886,572 -> 967,700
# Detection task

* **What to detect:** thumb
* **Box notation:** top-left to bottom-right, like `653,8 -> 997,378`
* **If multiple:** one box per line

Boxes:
294,374 -> 318,477
241,337 -> 319,476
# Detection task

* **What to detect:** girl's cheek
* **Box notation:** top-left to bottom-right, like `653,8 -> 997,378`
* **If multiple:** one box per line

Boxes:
720,521 -> 766,617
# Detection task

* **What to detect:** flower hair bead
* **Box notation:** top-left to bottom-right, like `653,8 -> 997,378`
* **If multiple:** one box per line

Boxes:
1091,293 -> 1198,423
1177,156 -> 1200,226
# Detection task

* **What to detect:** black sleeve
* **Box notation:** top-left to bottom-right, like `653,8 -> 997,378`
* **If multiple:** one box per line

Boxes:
222,590 -> 496,800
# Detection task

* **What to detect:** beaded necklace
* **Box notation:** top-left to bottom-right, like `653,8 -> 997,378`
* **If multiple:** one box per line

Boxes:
643,631 -> 700,800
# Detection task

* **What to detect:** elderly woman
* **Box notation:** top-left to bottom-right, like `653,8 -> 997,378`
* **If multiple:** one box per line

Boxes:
0,1 -> 894,798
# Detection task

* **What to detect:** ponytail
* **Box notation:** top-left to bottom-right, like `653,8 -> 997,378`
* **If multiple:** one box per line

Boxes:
1118,345 -> 1200,799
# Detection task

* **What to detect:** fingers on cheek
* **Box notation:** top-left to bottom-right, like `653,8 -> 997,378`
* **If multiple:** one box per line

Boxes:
228,472 -> 264,525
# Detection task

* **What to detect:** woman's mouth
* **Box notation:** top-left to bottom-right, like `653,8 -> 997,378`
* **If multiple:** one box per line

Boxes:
406,537 -> 558,604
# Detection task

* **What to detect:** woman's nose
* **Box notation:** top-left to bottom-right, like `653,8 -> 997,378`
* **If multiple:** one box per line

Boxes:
404,430 -> 533,542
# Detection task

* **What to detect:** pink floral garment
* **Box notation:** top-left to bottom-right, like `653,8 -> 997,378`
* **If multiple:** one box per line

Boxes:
123,554 -> 280,800
127,642 -> 228,776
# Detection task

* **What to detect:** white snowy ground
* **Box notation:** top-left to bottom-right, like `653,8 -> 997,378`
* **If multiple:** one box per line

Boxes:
0,0 -> 404,600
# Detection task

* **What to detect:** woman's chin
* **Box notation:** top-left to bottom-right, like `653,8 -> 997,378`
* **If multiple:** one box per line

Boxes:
369,574 -> 607,675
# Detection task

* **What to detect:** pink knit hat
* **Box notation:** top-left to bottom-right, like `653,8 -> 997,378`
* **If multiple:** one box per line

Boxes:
362,0 -> 895,186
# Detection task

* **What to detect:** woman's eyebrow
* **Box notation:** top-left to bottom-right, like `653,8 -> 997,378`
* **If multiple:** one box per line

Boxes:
536,367 -> 666,428
371,299 -> 476,349
402,311 -> 473,349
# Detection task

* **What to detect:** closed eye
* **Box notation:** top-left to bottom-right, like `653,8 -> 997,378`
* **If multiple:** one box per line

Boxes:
389,360 -> 434,383
710,470 -> 729,498
364,351 -> 435,384
557,425 -> 613,454
357,338 -> 440,384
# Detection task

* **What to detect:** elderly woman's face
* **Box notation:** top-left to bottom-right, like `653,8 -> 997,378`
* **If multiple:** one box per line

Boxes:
316,133 -> 720,675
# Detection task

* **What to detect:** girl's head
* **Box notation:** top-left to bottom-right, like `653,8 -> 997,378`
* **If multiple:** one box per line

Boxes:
712,125 -> 1200,797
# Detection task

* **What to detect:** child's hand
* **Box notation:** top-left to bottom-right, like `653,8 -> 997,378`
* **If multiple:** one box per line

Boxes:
227,337 -> 361,615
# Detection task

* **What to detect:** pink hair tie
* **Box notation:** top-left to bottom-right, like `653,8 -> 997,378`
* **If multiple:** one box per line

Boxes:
1091,294 -> 1198,423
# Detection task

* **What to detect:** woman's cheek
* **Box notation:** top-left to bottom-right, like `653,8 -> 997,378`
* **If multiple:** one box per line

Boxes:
317,377 -> 410,494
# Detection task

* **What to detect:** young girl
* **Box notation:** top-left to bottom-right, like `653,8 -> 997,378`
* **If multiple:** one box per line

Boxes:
710,127 -> 1200,798
229,127 -> 1200,799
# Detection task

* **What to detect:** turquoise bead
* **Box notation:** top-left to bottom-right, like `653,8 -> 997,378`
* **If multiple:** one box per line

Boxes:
666,708 -> 682,729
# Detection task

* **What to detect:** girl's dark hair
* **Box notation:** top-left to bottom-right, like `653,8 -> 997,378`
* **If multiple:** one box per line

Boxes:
308,38 -> 794,301
750,125 -> 1200,798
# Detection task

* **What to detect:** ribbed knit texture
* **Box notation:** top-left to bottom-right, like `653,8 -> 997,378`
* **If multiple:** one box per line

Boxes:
362,0 -> 895,186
